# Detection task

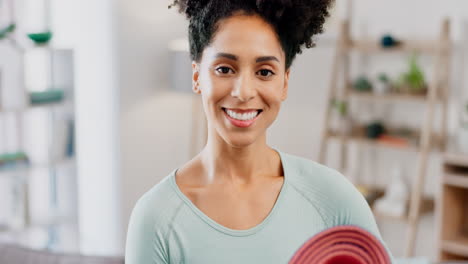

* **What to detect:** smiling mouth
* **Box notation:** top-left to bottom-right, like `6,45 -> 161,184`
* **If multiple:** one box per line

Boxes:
221,107 -> 263,127
221,107 -> 263,121
221,107 -> 263,114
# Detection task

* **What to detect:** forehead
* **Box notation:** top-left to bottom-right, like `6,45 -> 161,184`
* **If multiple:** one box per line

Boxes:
202,14 -> 285,63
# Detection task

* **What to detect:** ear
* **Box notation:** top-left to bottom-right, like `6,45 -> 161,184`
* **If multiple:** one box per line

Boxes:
192,61 -> 201,94
281,68 -> 290,101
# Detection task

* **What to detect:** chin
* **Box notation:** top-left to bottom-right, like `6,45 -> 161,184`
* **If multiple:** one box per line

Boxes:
219,130 -> 261,148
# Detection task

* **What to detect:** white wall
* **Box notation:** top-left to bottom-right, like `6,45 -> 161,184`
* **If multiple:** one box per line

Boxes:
115,0 -> 190,248
53,0 -> 123,256
116,0 -> 468,259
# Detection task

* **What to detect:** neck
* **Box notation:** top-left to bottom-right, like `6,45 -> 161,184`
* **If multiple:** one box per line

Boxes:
199,132 -> 282,186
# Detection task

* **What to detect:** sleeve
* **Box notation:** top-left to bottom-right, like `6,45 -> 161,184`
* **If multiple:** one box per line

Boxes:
125,195 -> 169,264
330,172 -> 396,264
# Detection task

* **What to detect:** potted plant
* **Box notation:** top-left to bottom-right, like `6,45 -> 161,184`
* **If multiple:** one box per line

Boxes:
27,30 -> 53,45
331,99 -> 353,135
374,73 -> 391,94
397,54 -> 427,95
353,75 -> 373,92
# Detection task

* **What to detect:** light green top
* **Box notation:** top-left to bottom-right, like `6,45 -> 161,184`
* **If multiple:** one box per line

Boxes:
125,148 -> 395,263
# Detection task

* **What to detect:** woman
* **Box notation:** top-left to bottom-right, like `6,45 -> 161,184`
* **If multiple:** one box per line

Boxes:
125,0 -> 395,263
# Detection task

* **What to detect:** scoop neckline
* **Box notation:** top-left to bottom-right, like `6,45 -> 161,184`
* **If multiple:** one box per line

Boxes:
169,147 -> 288,237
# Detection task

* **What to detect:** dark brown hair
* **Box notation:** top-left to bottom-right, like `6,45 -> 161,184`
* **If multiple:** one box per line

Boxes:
169,0 -> 335,69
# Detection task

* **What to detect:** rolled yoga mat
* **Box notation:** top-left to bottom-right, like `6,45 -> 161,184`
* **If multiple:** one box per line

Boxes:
289,225 -> 391,264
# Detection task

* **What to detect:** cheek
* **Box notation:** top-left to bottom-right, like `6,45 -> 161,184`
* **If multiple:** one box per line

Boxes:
200,70 -> 224,93
199,81 -> 229,117
201,77 -> 232,102
259,81 -> 285,104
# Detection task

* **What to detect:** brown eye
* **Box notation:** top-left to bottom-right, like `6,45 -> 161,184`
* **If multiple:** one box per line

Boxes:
257,69 -> 274,77
216,66 -> 234,74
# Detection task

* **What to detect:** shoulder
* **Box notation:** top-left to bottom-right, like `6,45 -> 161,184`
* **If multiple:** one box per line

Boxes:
129,171 -> 184,231
282,151 -> 353,196
282,151 -> 395,263
125,170 -> 184,264
283,152 -> 379,229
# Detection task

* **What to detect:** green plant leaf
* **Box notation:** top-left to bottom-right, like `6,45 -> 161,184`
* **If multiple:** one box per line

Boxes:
0,23 -> 16,39
402,54 -> 425,91
331,99 -> 347,116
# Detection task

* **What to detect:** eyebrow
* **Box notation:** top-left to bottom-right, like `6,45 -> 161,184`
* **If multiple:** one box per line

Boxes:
214,53 -> 280,63
256,56 -> 279,63
215,52 -> 238,61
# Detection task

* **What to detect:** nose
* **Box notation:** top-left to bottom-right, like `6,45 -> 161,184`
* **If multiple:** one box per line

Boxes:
231,73 -> 257,102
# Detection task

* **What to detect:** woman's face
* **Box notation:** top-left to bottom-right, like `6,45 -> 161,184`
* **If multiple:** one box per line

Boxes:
192,13 -> 290,148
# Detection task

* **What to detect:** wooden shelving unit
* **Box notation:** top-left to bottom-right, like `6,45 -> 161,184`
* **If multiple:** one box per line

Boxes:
318,18 -> 452,257
436,153 -> 468,261
348,90 -> 432,103
327,128 -> 444,152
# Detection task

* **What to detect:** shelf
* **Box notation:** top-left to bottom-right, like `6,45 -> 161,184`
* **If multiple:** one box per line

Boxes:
373,197 -> 434,222
373,195 -> 434,221
373,210 -> 407,221
29,157 -> 75,169
29,216 -> 78,230
0,101 -> 70,113
0,162 -> 29,172
350,39 -> 438,54
327,129 -> 442,152
355,184 -> 434,221
441,236 -> 468,258
0,157 -> 75,176
347,90 -> 430,103
443,153 -> 468,168
442,154 -> 468,189
355,184 -> 385,207
0,207 -> 78,232
0,222 -> 80,254
443,173 -> 468,189
0,216 -> 77,233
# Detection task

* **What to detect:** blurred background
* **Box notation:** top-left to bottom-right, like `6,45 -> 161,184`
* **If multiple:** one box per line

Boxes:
0,0 -> 468,263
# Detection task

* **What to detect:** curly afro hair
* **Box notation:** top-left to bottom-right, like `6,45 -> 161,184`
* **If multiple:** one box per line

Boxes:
169,0 -> 335,70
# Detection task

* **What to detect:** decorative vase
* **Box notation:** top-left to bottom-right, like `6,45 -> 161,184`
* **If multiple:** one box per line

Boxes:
339,116 -> 353,136
330,115 -> 352,136
374,164 -> 409,218
374,81 -> 390,95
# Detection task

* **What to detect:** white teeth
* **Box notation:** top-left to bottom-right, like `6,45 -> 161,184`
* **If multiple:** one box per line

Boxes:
226,109 -> 259,121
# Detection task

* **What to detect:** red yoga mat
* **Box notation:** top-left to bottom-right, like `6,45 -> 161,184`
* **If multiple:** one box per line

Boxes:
289,225 -> 391,264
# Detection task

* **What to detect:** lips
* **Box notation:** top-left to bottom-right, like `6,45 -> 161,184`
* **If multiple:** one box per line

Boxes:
221,107 -> 263,128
